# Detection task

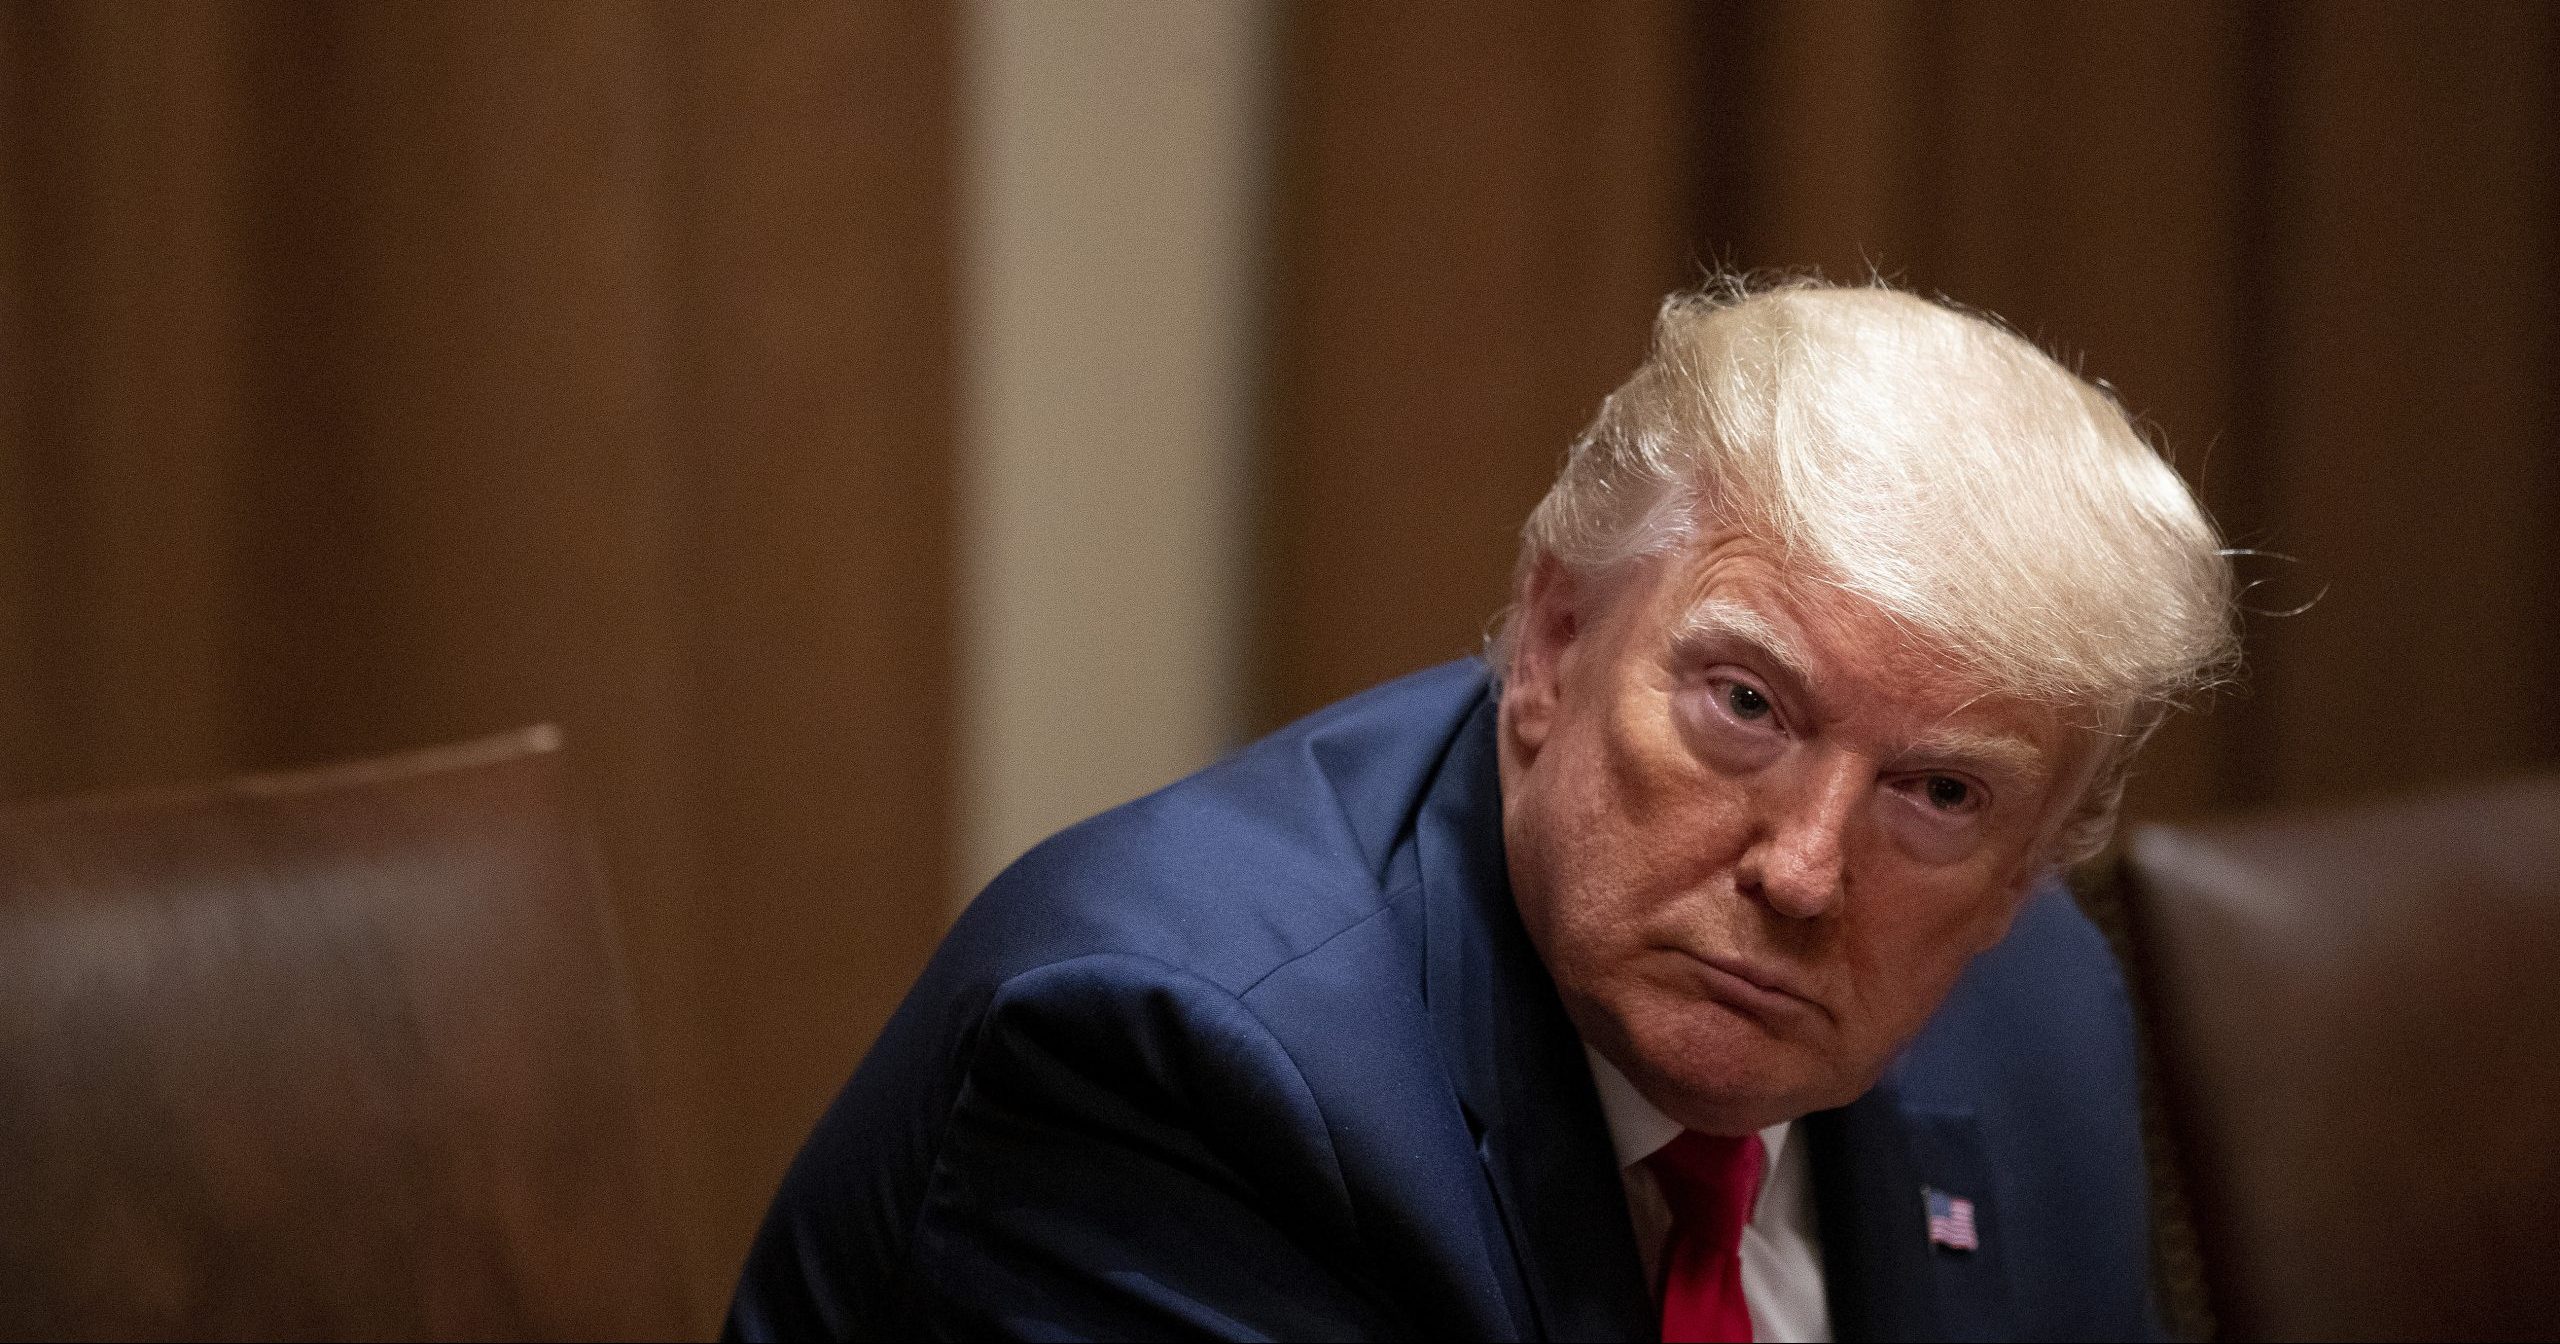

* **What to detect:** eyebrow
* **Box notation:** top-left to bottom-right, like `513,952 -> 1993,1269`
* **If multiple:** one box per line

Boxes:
1899,726 -> 2046,782
1676,596 -> 2049,782
1673,596 -> 1817,687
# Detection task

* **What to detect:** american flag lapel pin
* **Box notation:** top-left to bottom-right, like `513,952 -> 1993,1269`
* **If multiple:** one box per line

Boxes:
1924,1186 -> 1979,1253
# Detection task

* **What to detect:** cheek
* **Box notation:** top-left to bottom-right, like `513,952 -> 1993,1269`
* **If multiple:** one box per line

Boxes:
1836,877 -> 2023,1031
1523,732 -> 1754,969
1516,751 -> 1649,946
1870,792 -> 1990,866
1576,688 -> 1749,868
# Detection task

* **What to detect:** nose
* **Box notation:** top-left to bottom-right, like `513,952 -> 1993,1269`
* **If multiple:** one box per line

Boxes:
1737,755 -> 1858,920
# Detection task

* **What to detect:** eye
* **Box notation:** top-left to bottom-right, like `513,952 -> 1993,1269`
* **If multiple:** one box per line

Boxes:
1881,771 -> 1993,864
1684,672 -> 1788,770
1902,772 -> 1991,818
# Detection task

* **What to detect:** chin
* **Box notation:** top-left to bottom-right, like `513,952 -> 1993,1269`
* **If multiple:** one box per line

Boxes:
1611,987 -> 1844,1133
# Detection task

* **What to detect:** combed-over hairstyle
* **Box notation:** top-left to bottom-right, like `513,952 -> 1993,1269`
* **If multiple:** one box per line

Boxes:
1493,279 -> 2238,865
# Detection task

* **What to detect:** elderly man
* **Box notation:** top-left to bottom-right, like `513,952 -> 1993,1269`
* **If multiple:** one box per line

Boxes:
728,282 -> 2234,1341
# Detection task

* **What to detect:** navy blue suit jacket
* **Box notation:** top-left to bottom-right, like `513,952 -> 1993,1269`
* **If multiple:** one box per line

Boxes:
729,662 -> 2159,1341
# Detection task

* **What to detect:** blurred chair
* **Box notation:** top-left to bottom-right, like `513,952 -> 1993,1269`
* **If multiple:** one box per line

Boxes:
2118,774 -> 2560,1341
0,729 -> 688,1341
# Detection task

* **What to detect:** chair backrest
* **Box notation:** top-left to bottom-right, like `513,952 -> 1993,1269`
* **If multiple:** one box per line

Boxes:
0,729 -> 688,1341
2121,774 -> 2560,1341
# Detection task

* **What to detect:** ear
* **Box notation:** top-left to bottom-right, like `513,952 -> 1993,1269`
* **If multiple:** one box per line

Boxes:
1500,557 -> 1582,764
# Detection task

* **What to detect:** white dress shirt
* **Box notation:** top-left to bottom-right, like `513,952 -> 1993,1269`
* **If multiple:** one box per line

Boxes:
1585,1047 -> 1832,1342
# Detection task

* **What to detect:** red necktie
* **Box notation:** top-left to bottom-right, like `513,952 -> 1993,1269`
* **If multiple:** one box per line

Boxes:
1648,1130 -> 1766,1343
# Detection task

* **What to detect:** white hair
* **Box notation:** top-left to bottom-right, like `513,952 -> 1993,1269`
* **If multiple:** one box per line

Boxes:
1493,279 -> 2238,865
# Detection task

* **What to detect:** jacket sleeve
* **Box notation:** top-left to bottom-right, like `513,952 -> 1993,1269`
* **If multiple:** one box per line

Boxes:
885,953 -> 1403,1342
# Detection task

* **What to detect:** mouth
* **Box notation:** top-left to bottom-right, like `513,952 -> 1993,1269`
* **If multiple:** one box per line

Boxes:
1673,949 -> 1830,1026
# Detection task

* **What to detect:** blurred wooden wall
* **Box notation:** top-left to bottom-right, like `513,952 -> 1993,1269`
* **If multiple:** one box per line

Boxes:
6,0 -> 2558,1333
0,3 -> 956,1328
1260,0 -> 2560,824
1256,1 -> 1700,732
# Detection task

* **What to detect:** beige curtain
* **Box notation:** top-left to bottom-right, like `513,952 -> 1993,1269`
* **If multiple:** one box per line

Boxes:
0,3 -> 959,1326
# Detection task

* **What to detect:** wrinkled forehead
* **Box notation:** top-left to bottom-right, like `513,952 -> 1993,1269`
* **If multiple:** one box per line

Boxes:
1640,534 -> 2084,751
1649,537 -> 1946,679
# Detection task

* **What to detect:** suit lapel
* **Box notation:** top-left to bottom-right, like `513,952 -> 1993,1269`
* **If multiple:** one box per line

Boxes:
1417,693 -> 1654,1342
1810,1084 -> 2015,1342
1809,1089 -> 1931,1342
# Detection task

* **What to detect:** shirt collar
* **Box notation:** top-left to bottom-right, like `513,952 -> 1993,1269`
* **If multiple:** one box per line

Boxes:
1583,1044 -> 1792,1212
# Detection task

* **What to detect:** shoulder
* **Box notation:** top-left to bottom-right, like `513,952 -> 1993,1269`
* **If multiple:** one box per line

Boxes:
729,665 -> 1494,1340
740,945 -> 1402,1341
1894,881 -> 2139,1104
1888,879 -> 2159,1335
1935,885 -> 2140,1075
942,659 -> 1491,997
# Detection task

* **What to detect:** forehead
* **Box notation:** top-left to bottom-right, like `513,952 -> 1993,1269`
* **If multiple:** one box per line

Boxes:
1638,534 -> 2070,752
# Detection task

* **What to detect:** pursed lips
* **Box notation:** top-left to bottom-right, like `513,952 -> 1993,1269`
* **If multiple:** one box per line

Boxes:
1674,947 -> 1833,1025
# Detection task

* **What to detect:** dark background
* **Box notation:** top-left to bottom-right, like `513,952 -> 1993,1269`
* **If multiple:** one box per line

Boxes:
5,1 -> 2553,1326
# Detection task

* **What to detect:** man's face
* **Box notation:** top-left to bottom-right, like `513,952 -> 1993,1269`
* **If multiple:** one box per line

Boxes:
1497,530 -> 2094,1135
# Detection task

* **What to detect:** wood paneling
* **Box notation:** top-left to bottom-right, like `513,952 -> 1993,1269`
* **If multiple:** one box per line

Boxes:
1264,0 -> 2560,824
2256,2 -> 2558,806
0,3 -> 957,1329
1255,0 -> 1697,729
662,6 -> 958,1315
